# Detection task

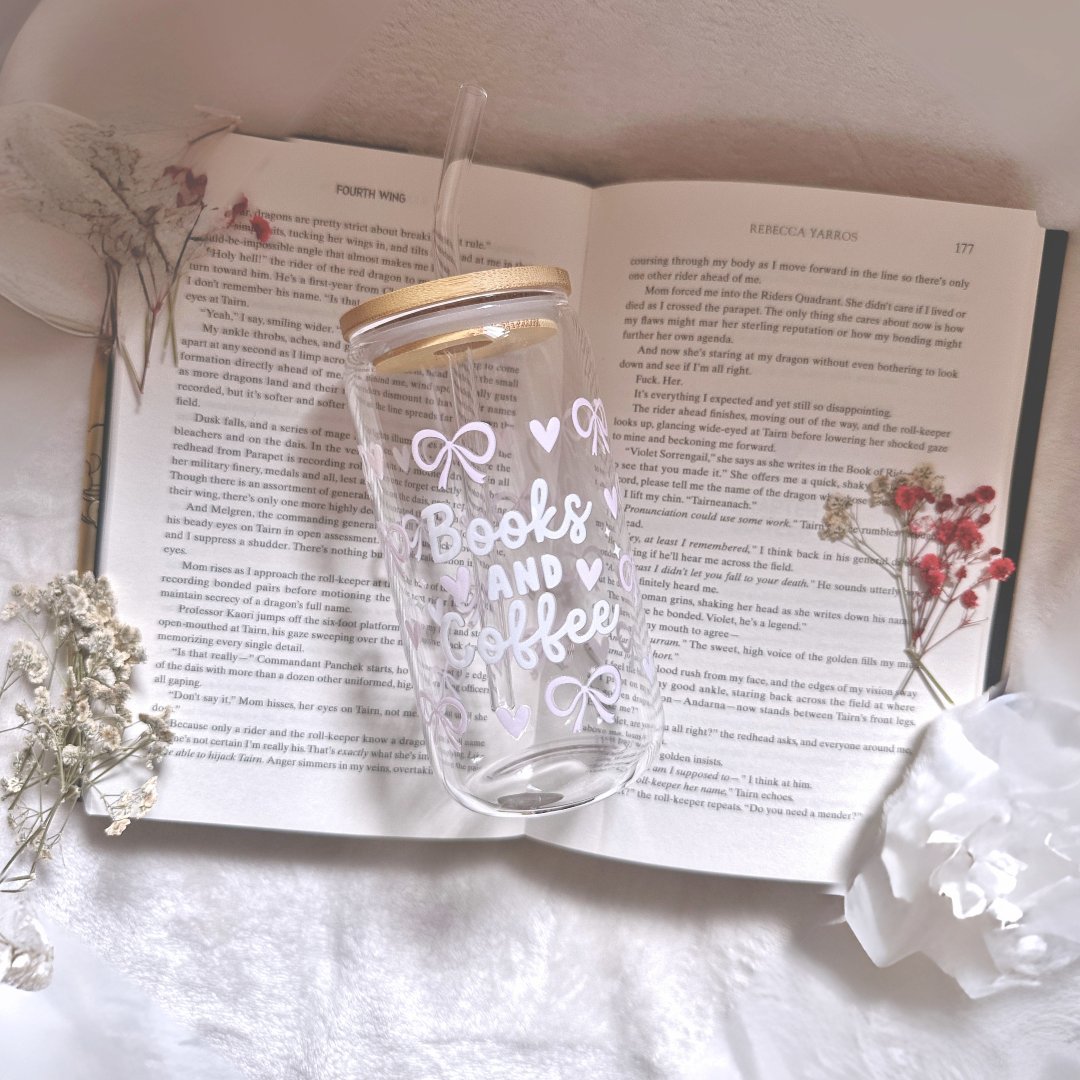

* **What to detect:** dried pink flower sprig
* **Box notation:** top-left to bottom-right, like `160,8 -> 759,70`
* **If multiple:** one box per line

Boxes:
821,465 -> 1015,707
0,573 -> 173,896
116,166 -> 272,392
0,104 -> 271,392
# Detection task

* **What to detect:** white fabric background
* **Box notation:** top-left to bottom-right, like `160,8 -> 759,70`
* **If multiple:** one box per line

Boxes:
4,1 -> 1080,1076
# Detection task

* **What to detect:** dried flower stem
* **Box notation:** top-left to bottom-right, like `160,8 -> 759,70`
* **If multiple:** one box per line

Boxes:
75,191 -> 269,571
821,466 -> 1015,709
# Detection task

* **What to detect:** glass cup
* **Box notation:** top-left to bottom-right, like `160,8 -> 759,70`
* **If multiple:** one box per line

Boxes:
341,266 -> 663,816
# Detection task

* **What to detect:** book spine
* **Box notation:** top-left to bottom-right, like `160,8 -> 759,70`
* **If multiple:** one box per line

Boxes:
985,229 -> 1069,688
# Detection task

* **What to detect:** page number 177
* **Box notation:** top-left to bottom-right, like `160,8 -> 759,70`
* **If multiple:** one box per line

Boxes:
955,242 -> 975,254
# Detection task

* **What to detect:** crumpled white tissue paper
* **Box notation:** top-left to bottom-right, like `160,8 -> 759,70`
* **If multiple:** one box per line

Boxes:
847,692 -> 1080,998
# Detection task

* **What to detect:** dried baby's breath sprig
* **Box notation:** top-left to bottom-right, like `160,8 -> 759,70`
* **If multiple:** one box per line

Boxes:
0,573 -> 172,904
819,493 -> 855,542
866,464 -> 946,508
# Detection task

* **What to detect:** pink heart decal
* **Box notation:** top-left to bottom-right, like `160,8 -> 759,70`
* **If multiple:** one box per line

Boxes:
404,619 -> 423,647
392,445 -> 411,472
643,653 -> 656,685
440,566 -> 471,604
588,635 -> 610,665
496,703 -> 531,739
529,417 -> 560,453
361,443 -> 384,480
603,486 -> 618,517
576,557 -> 603,591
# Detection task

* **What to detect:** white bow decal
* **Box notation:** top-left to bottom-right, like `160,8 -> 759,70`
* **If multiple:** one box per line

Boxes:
380,523 -> 410,572
412,422 -> 496,488
544,665 -> 622,733
572,397 -> 610,456
418,692 -> 469,750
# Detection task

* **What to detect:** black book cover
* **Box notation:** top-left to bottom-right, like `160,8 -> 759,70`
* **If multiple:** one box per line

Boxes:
985,228 -> 1069,689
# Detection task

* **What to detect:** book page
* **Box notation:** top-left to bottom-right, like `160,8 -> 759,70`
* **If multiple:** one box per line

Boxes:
100,134 -> 592,839
527,181 -> 1044,881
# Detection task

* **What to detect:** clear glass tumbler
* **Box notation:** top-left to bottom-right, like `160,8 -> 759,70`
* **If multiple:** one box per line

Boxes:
342,266 -> 663,815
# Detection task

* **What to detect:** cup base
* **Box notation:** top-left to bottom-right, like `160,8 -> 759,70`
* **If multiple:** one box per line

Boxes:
496,791 -> 564,811
445,737 -> 639,817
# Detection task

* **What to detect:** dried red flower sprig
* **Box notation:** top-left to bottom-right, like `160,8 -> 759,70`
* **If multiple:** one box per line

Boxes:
163,164 -> 207,207
0,105 -> 274,571
250,214 -> 272,243
820,464 -> 1015,708
0,106 -> 274,392
141,180 -> 272,391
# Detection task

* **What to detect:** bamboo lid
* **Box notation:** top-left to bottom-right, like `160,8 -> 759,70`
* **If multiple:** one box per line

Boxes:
338,265 -> 571,341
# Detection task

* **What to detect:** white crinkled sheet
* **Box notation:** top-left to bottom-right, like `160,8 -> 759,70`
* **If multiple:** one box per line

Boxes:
7,0 -> 1080,1075
19,788 -> 1080,1079
0,917 -> 243,1079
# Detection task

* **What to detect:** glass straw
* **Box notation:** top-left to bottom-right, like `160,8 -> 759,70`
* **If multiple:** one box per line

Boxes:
432,83 -> 488,279
429,83 -> 516,710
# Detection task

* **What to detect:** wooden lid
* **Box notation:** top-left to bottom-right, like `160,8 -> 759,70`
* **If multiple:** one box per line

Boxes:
339,265 -> 571,340
372,317 -> 559,374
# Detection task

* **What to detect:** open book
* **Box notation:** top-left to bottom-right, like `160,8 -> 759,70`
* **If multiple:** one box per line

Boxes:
98,134 -> 1065,883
